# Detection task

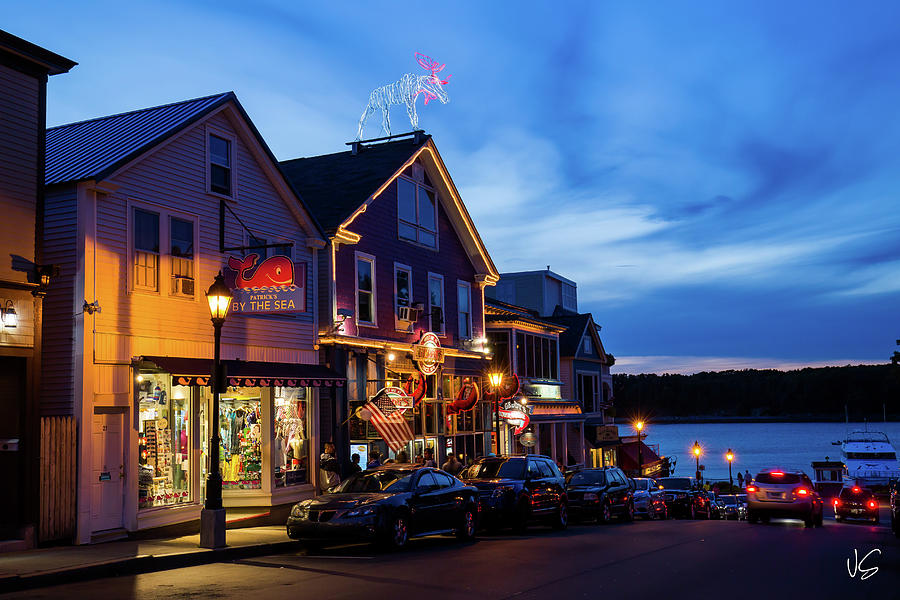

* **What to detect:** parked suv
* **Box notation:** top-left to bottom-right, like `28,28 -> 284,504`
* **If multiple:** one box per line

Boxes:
657,477 -> 709,519
746,468 -> 824,527
565,467 -> 634,523
461,455 -> 568,531
834,484 -> 879,524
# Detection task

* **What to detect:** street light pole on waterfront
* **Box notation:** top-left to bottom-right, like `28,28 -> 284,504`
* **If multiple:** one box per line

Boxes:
726,449 -> 734,493
692,441 -> 702,481
200,272 -> 232,549
635,421 -> 644,477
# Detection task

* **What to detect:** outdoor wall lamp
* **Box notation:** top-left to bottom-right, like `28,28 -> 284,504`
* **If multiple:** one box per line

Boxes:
2,301 -> 16,328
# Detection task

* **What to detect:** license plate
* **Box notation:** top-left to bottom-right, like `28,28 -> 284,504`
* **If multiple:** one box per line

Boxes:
851,509 -> 862,514
767,492 -> 783,499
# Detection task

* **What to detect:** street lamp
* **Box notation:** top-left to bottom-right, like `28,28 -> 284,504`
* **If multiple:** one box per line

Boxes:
692,441 -> 702,481
635,421 -> 644,477
200,272 -> 232,549
726,448 -> 734,493
489,372 -> 503,455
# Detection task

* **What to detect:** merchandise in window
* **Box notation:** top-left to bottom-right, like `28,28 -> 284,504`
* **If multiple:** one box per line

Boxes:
210,134 -> 231,195
219,389 -> 262,489
274,387 -> 309,487
137,373 -> 190,509
134,208 -> 160,291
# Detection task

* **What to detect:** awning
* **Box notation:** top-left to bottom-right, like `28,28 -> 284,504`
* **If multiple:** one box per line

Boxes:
617,440 -> 662,470
136,356 -> 345,388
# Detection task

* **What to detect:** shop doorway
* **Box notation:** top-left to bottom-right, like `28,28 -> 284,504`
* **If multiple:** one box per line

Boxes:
91,413 -> 124,532
0,357 -> 26,539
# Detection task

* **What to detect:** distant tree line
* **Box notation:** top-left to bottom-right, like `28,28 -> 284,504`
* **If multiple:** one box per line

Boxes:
613,364 -> 900,420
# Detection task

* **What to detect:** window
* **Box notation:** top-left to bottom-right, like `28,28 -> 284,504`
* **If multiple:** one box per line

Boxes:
417,471 -> 438,490
397,169 -> 437,248
428,273 -> 444,334
583,336 -> 592,355
514,332 -> 559,379
170,217 -> 194,297
578,373 -> 600,412
562,282 -> 577,311
134,208 -> 160,291
356,254 -> 376,326
486,331 -> 510,373
457,281 -> 472,340
209,134 -> 231,196
394,264 -> 412,321
527,460 -> 542,479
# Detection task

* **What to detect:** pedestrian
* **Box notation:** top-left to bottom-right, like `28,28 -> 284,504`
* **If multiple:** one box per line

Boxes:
737,472 -> 744,488
414,453 -> 424,465
423,447 -> 436,467
319,442 -> 341,492
744,470 -> 751,486
367,450 -> 381,469
396,449 -> 409,463
442,452 -> 462,476
348,453 -> 362,474
703,481 -> 710,492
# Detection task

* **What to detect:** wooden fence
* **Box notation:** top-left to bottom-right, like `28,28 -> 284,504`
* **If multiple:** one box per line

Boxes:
40,416 -> 76,542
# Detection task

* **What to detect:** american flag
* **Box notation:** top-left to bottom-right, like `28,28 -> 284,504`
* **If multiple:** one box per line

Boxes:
364,390 -> 414,453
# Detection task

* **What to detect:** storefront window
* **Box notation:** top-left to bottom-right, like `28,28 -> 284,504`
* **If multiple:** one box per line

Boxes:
220,388 -> 262,490
138,373 -> 191,509
274,387 -> 309,487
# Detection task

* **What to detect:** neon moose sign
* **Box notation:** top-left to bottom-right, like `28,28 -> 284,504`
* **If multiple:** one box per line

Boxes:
356,53 -> 451,140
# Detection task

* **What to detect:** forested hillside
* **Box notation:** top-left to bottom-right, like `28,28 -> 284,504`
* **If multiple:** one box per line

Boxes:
613,364 -> 900,420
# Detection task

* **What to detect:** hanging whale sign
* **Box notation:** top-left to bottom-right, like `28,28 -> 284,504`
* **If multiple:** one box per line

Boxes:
223,253 -> 306,314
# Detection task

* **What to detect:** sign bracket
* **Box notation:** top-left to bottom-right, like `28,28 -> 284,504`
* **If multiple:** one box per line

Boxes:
219,199 -> 295,253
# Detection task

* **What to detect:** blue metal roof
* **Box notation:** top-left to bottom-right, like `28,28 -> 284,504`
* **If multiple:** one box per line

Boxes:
45,92 -> 233,185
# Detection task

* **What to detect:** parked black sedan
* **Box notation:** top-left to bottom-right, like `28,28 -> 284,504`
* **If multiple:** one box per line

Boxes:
286,465 -> 479,549
657,477 -> 710,519
565,467 -> 634,523
461,455 -> 568,531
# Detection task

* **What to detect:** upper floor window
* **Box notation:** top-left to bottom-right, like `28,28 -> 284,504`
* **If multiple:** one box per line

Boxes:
562,282 -> 577,311
582,336 -> 592,355
394,264 -> 412,322
457,281 -> 472,340
356,253 -> 376,326
209,134 -> 232,196
134,208 -> 160,291
397,169 -> 437,248
428,273 -> 444,335
170,216 -> 195,297
515,332 -> 558,380
578,372 -> 599,412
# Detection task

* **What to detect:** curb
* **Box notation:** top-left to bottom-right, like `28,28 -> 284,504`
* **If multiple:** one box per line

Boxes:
0,540 -> 301,594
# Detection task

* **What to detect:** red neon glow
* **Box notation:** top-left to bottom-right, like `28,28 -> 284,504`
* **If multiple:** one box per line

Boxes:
414,53 -> 452,106
852,486 -> 861,493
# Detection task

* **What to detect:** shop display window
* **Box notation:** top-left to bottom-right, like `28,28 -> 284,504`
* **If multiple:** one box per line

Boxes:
219,388 -> 262,490
138,373 -> 191,509
274,387 -> 309,487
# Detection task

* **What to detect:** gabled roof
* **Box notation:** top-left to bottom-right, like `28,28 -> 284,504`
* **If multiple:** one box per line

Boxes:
46,92 -> 233,185
485,298 -> 567,333
546,312 -> 607,360
280,135 -> 430,233
0,29 -> 76,75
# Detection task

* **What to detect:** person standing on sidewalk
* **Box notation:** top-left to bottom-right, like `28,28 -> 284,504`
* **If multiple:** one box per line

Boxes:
737,472 -> 744,489
319,442 -> 341,492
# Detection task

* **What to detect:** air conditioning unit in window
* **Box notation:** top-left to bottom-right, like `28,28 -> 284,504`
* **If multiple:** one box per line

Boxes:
172,276 -> 195,296
397,305 -> 411,322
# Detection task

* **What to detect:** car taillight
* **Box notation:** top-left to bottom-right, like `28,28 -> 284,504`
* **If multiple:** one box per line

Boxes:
771,471 -> 784,476
852,486 -> 861,494
868,500 -> 877,509
795,487 -> 809,496
833,499 -> 840,507
746,485 -> 757,493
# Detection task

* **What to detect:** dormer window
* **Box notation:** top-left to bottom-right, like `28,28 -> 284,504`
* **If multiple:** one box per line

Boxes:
583,336 -> 592,355
397,164 -> 437,248
209,134 -> 232,196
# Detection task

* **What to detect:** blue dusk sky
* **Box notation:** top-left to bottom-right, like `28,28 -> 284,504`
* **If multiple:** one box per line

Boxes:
7,1 -> 899,374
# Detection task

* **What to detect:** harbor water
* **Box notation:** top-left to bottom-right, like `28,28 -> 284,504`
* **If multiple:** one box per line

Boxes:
637,421 -> 900,481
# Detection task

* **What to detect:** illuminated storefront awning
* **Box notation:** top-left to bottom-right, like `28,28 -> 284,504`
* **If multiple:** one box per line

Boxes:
136,356 -> 345,388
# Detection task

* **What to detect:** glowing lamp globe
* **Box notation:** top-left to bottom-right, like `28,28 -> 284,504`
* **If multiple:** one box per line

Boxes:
206,273 -> 232,323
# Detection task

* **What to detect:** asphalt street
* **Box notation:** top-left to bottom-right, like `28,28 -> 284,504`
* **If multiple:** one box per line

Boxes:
5,511 -> 898,600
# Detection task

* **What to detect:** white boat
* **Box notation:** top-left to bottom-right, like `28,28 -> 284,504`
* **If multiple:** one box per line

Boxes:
840,430 -> 900,487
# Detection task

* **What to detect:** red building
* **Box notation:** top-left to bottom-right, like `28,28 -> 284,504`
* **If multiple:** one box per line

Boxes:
281,132 -> 499,468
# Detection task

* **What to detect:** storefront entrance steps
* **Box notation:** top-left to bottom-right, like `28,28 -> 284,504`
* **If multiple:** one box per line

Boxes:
0,525 -> 298,594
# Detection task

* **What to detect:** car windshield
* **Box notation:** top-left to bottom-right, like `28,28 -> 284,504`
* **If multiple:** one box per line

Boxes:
839,487 -> 873,499
464,459 -> 526,480
568,471 -> 608,486
630,479 -> 649,491
720,495 -> 737,505
331,470 -> 415,493
756,472 -> 802,484
658,478 -> 693,490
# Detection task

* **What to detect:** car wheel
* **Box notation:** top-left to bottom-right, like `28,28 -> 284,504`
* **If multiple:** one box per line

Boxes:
624,501 -> 634,522
747,511 -> 758,524
457,507 -> 476,540
597,501 -> 612,524
552,502 -> 568,530
705,505 -> 711,520
815,510 -> 824,527
662,507 -> 668,520
804,512 -> 815,528
388,515 -> 409,550
689,504 -> 696,520
513,500 -> 530,533
872,515 -> 880,525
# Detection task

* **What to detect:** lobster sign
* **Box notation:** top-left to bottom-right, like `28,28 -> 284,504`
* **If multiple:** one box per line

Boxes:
356,53 -> 451,140
223,253 -> 306,315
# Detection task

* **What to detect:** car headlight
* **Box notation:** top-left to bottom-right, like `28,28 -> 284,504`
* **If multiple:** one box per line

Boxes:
291,505 -> 309,518
344,505 -> 377,518
583,492 -> 598,501
492,486 -> 511,499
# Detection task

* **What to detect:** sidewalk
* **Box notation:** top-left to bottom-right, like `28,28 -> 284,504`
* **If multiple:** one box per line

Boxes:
0,525 -> 300,594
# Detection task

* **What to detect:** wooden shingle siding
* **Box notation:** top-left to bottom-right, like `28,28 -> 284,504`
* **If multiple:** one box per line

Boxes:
0,63 -> 39,283
41,185 -> 77,416
89,110 -> 315,361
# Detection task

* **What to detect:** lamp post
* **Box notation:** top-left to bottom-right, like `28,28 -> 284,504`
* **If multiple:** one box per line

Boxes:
635,421 -> 644,477
692,441 -> 702,482
726,449 -> 734,493
489,373 -> 502,455
200,272 -> 232,549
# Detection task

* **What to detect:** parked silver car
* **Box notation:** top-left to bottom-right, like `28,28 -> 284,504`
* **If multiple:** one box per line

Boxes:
746,468 -> 824,527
